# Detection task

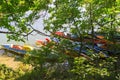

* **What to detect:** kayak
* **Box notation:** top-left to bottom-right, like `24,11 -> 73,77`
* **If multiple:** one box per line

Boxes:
2,44 -> 26,54
23,45 -> 34,51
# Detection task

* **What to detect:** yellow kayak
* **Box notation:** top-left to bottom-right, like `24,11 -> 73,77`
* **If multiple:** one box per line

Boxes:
23,45 -> 34,51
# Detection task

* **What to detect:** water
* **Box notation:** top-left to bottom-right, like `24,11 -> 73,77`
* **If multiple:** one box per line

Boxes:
0,18 -> 48,46
0,34 -> 46,45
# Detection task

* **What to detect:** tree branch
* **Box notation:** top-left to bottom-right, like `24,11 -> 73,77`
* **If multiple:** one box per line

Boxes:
0,31 -> 14,34
95,18 -> 116,27
22,30 -> 34,37
27,24 -> 50,37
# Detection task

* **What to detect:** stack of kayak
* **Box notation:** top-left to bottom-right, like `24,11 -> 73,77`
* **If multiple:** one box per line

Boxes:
1,44 -> 34,55
33,31 -> 120,59
50,31 -> 120,58
35,38 -> 51,47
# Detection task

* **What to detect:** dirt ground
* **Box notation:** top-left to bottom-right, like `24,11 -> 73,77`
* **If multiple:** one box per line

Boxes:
0,48 -> 32,71
0,55 -> 23,70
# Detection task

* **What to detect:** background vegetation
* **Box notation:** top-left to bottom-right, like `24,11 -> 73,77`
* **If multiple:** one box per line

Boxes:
0,0 -> 120,80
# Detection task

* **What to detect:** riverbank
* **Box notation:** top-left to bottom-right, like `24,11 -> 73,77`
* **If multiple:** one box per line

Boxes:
0,55 -> 23,70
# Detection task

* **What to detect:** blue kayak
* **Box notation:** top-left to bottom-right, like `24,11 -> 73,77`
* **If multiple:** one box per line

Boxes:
2,45 -> 26,54
85,45 -> 109,57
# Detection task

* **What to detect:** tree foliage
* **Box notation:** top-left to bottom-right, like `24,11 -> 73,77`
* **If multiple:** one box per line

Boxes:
0,0 -> 51,41
0,0 -> 120,41
45,0 -> 120,39
0,0 -> 120,80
